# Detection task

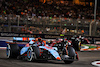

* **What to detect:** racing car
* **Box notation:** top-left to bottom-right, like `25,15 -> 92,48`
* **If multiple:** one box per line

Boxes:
79,36 -> 96,44
6,37 -> 79,64
47,36 -> 81,51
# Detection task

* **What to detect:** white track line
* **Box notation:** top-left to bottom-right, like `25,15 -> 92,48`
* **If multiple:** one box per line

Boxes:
81,45 -> 89,49
91,61 -> 100,67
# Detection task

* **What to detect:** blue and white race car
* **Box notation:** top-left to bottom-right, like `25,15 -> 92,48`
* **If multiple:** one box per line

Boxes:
6,37 -> 79,64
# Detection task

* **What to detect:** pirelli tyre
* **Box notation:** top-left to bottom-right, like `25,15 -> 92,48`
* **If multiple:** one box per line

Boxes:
27,46 -> 37,61
6,44 -> 20,58
64,46 -> 75,64
73,41 -> 81,51
76,41 -> 81,51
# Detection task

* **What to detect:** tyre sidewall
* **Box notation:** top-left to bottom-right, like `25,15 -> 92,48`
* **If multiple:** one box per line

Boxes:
27,46 -> 36,61
6,44 -> 11,58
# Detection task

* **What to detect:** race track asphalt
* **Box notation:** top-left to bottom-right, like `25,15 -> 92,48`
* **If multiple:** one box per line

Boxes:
0,49 -> 100,67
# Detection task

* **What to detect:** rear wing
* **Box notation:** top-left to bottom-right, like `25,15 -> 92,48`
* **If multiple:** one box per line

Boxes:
13,37 -> 35,42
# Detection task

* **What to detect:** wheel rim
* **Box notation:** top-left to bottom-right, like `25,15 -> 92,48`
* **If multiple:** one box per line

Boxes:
6,44 -> 10,58
27,48 -> 33,61
27,49 -> 32,58
78,42 -> 81,50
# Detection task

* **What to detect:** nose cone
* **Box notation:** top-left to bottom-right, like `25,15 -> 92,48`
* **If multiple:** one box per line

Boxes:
56,57 -> 61,60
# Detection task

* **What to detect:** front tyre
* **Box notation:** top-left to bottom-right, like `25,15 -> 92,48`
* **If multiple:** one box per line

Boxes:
27,47 -> 36,61
64,46 -> 75,64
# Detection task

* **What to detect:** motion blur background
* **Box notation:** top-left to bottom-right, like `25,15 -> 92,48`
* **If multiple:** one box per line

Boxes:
0,0 -> 100,36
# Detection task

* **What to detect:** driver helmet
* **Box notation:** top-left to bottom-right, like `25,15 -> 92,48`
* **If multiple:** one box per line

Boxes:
38,37 -> 42,42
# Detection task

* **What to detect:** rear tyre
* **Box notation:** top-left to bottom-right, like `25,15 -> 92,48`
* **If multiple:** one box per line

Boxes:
6,44 -> 10,58
6,44 -> 20,58
73,41 -> 81,51
76,41 -> 81,51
